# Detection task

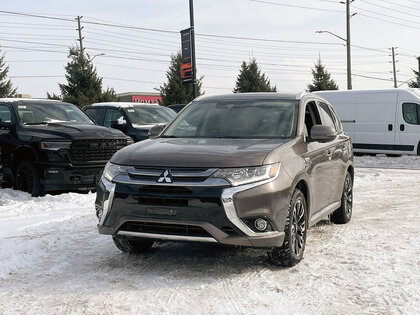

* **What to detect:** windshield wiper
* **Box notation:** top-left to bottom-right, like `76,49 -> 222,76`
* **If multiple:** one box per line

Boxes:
160,135 -> 178,138
23,122 -> 49,125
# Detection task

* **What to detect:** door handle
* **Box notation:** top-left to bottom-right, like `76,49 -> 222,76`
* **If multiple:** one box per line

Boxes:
388,124 -> 393,131
400,124 -> 405,131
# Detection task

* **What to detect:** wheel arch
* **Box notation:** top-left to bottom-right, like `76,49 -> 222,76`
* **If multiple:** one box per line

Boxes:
346,164 -> 355,182
12,145 -> 39,173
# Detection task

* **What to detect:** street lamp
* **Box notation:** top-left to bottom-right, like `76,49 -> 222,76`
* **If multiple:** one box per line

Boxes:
89,53 -> 105,62
316,30 -> 352,90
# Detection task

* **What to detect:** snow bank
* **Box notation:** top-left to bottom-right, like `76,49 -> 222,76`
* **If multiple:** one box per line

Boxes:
355,154 -> 420,169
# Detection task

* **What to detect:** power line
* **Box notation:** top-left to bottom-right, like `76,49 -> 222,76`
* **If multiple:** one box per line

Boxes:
249,0 -> 343,13
359,0 -> 420,18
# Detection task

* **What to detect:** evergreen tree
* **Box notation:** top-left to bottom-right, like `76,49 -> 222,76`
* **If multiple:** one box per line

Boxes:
307,58 -> 339,92
0,51 -> 17,98
49,47 -> 116,106
408,57 -> 420,88
233,59 -> 276,93
157,52 -> 202,106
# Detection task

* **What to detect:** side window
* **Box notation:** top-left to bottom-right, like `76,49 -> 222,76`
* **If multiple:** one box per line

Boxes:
325,103 -> 342,132
0,105 -> 12,123
304,101 -> 322,137
104,109 -> 124,127
85,108 -> 105,125
318,102 -> 337,130
402,103 -> 420,125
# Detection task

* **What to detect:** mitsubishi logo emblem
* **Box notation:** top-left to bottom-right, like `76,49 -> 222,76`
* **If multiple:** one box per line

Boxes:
157,170 -> 173,183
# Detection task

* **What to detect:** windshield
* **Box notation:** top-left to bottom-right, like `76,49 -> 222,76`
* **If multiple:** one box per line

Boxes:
162,99 -> 298,139
14,102 -> 93,125
125,106 -> 176,127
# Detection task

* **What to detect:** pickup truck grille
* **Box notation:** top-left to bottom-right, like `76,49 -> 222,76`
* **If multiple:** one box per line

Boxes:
70,139 -> 126,163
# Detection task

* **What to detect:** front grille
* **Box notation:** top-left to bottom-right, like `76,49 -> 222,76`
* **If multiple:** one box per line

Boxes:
138,196 -> 188,207
128,167 -> 216,183
70,139 -> 126,163
120,221 -> 212,237
221,226 -> 239,236
138,186 -> 193,195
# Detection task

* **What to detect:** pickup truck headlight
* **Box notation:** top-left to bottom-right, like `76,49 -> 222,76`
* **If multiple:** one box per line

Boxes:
103,162 -> 129,182
40,141 -> 71,150
211,163 -> 280,186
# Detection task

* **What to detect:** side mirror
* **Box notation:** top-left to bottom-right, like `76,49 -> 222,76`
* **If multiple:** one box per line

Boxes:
0,120 -> 13,130
148,124 -> 166,138
310,125 -> 337,142
110,120 -> 126,131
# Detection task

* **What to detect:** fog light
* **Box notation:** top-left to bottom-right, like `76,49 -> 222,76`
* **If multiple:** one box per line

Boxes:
47,169 -> 60,174
254,218 -> 268,231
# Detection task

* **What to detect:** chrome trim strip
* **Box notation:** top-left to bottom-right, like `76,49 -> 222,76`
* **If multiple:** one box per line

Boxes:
309,201 -> 341,225
99,175 -> 116,226
171,168 -> 217,177
113,174 -> 230,187
127,167 -> 161,176
221,165 -> 282,237
127,167 -> 217,178
117,230 -> 218,243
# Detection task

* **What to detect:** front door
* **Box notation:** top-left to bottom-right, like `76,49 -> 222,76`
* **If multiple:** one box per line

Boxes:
396,101 -> 420,154
302,101 -> 337,215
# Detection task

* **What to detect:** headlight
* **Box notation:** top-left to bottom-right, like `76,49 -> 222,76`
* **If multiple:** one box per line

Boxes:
126,136 -> 134,146
40,141 -> 71,150
103,162 -> 129,182
211,163 -> 280,186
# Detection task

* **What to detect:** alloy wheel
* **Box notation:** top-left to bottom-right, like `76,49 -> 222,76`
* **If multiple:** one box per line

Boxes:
291,199 -> 306,257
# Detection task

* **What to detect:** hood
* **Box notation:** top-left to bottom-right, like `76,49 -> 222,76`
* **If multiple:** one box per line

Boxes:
18,123 -> 126,141
111,137 -> 287,168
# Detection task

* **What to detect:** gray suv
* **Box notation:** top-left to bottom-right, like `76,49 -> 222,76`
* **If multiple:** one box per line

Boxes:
95,93 -> 354,266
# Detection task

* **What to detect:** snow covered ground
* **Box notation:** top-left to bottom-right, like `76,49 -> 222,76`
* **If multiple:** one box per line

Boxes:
0,158 -> 419,314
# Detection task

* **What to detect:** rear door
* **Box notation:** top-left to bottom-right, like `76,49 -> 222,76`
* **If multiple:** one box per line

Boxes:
396,101 -> 420,153
354,92 -> 398,150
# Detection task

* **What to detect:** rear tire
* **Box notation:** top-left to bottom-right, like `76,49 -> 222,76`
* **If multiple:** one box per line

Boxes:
15,159 -> 44,197
113,236 -> 154,254
268,189 -> 307,267
331,172 -> 353,224
417,141 -> 420,156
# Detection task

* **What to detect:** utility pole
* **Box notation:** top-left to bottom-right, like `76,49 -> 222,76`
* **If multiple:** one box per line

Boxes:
76,16 -> 84,54
391,47 -> 398,88
346,0 -> 352,90
189,0 -> 197,98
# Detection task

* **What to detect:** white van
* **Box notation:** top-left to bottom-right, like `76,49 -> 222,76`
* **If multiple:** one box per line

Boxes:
315,89 -> 420,155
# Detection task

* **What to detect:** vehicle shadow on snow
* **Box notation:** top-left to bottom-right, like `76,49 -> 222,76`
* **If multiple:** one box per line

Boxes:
96,219 -> 335,279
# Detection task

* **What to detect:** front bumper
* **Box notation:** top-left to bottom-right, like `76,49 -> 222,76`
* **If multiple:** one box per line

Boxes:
36,161 -> 105,192
96,170 -> 292,248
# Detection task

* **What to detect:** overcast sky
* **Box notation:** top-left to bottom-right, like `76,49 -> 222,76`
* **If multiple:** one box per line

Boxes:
1,0 -> 419,98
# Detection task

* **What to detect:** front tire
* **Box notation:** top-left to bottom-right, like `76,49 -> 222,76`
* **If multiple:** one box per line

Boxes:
113,236 -> 154,254
15,159 -> 43,197
331,172 -> 353,224
268,189 -> 307,267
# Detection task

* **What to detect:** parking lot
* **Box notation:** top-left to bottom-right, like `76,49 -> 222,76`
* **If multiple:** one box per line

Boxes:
0,157 -> 419,314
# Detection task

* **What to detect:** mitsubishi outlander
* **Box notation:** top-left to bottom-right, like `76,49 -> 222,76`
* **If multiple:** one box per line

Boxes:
95,93 -> 354,266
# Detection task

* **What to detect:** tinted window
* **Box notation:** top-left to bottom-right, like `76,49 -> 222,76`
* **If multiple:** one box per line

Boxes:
85,108 -> 105,124
125,106 -> 175,127
0,105 -> 11,123
14,102 -> 93,125
402,103 -> 420,125
162,99 -> 297,139
104,109 -> 124,127
318,102 -> 337,130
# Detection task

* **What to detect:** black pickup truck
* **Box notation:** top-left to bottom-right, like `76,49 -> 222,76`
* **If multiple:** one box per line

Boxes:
0,98 -> 130,196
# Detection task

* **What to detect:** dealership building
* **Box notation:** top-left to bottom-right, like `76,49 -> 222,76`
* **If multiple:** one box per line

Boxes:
116,92 -> 162,104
